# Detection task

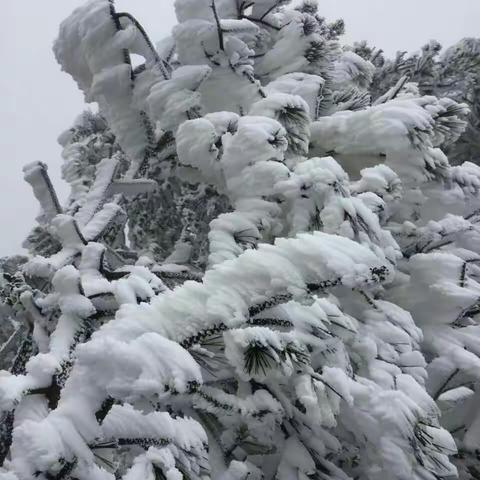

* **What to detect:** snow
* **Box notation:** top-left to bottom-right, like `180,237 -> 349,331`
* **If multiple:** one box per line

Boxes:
310,98 -> 438,182
333,51 -> 375,90
277,436 -> 315,480
266,73 -> 326,121
77,332 -> 203,398
175,0 -> 238,23
23,162 -> 62,225
98,231 -> 393,349
148,65 -> 212,131
102,404 -> 207,449
0,372 -> 34,412
54,0 -> 154,163
438,386 -> 475,404
392,252 -> 480,327
249,93 -> 311,157
256,11 -> 337,81
172,17 -> 262,113
75,158 -> 118,227
82,201 -> 124,242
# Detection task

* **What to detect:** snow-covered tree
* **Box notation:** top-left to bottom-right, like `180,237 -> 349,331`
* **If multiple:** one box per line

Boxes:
369,37 -> 480,167
437,39 -> 480,167
1,1 -> 479,479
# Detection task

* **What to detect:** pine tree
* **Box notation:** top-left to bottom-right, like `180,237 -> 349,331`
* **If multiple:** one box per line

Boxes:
437,39 -> 480,167
369,37 -> 480,167
0,1 -> 479,479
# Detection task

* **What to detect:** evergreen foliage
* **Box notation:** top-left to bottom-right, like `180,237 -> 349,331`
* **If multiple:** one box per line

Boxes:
369,37 -> 480,166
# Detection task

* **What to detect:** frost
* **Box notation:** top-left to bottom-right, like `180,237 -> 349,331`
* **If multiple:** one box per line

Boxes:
3,1 -> 480,479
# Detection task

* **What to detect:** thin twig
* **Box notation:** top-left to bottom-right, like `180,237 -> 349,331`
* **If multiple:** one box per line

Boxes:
460,262 -> 468,288
370,48 -> 383,64
260,3 -> 278,20
115,12 -> 170,79
433,368 -> 460,401
210,0 -> 225,51
240,15 -> 281,31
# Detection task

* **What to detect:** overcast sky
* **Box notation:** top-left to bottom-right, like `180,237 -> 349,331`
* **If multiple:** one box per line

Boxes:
1,0 -> 479,256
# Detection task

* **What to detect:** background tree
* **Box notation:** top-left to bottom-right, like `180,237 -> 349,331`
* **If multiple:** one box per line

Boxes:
367,37 -> 480,167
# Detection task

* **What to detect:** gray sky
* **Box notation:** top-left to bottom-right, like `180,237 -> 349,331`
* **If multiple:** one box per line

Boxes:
1,0 -> 479,256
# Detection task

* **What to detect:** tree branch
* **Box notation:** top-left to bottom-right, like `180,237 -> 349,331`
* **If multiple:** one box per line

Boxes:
115,12 -> 171,79
240,15 -> 281,31
433,368 -> 460,401
210,0 -> 225,51
260,3 -> 279,20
